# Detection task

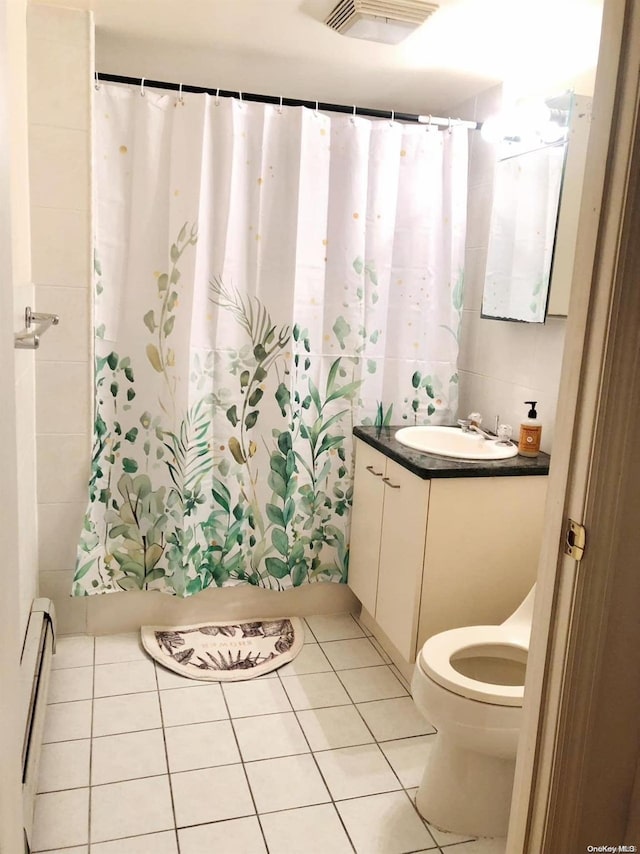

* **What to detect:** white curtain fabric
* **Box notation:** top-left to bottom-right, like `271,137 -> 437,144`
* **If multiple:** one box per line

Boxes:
74,82 -> 468,596
483,143 -> 565,322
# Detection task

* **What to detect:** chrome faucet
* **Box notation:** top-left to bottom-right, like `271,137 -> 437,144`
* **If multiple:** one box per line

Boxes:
460,412 -> 494,440
459,412 -> 514,444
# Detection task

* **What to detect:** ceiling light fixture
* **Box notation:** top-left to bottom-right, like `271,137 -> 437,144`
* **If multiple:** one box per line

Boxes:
324,0 -> 439,45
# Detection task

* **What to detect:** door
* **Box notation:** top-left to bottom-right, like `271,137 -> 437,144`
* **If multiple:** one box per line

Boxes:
0,1 -> 29,849
508,0 -> 640,847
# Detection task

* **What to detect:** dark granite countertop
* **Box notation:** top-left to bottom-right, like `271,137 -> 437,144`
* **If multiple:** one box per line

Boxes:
353,425 -> 550,480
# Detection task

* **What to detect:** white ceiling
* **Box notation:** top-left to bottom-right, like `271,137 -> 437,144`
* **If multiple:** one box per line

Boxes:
37,0 -> 604,115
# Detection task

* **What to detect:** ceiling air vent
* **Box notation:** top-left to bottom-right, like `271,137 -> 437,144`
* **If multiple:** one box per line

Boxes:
325,0 -> 439,44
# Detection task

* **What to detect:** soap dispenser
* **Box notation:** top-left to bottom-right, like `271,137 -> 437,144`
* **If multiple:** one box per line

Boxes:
518,401 -> 542,457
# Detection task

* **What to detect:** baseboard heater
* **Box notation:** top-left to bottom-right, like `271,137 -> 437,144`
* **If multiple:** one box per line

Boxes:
20,598 -> 56,853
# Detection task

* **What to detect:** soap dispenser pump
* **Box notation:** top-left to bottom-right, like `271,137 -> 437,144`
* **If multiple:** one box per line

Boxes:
518,401 -> 542,457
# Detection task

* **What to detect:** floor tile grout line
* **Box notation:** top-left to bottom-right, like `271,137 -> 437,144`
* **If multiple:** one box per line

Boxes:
313,632 -> 369,645
351,611 -> 374,636
368,633 -> 395,665
42,731 -> 92,747
50,661 -> 96,671
314,644 -> 439,849
316,633 -> 388,670
333,657 -> 408,710
153,660 -> 182,854
63,700 -> 428,742
43,696 -> 92,708
302,613 -> 366,644
219,680 -> 271,854
44,807 -> 480,854
84,818 -> 258,850
33,794 -> 461,854
55,764 -> 472,850
274,666 -> 358,854
399,787 -> 444,850
282,629 -> 442,853
289,639 -> 445,850
46,660 -> 405,706
301,617 -> 320,645
349,687 -> 442,850
87,634 -> 95,853
279,671 -> 407,701
48,739 -> 435,796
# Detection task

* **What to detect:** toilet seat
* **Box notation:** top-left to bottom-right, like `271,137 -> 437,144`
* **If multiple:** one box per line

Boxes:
418,626 -> 527,707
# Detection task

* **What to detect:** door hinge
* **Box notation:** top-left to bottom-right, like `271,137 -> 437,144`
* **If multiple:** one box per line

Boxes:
564,518 -> 586,560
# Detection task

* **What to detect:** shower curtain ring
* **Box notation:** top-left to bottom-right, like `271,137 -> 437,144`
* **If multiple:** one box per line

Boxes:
94,71 -> 100,91
448,116 -> 452,133
314,101 -> 319,117
278,95 -> 283,114
215,88 -> 220,106
389,110 -> 395,126
238,91 -> 243,108
140,77 -> 146,97
351,105 -> 356,124
177,82 -> 184,105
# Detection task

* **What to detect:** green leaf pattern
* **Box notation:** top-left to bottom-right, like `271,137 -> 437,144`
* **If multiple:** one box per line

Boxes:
75,227 -> 461,596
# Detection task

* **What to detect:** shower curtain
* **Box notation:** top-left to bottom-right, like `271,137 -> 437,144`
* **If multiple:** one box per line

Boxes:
74,82 -> 468,596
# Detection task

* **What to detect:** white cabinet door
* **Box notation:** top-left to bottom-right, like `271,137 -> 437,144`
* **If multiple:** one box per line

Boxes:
417,475 -> 548,646
348,441 -> 386,615
375,458 -> 430,662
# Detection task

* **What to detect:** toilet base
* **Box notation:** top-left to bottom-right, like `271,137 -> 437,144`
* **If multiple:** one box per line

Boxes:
415,734 -> 515,838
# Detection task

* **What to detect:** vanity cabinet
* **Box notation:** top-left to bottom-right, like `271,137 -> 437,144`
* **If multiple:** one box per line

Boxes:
349,441 -> 429,660
349,439 -> 548,663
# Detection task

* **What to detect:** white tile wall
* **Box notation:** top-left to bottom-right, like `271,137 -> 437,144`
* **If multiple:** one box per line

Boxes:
35,285 -> 91,363
29,126 -> 90,211
36,435 -> 91,503
28,37 -> 91,131
36,362 -> 90,433
30,207 -> 90,286
28,5 -> 93,634
455,85 -> 568,454
38,502 -> 86,571
27,4 -> 92,43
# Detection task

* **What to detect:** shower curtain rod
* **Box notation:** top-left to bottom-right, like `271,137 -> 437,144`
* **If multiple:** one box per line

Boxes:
97,73 -> 479,129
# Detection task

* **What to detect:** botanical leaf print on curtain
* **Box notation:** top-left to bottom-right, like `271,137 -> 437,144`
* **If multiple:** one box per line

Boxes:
74,83 -> 467,596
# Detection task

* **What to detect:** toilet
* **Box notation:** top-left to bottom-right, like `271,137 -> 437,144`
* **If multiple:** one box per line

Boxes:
411,587 -> 535,838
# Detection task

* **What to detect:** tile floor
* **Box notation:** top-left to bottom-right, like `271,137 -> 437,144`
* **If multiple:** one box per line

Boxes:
33,613 -> 507,854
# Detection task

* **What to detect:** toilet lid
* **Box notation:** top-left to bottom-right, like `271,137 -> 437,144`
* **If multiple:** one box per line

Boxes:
418,625 -> 527,707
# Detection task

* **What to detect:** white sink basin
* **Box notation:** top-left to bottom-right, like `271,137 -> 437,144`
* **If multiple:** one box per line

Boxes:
395,426 -> 518,461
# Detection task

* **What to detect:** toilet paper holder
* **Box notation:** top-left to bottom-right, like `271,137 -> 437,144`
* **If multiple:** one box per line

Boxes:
14,306 -> 60,349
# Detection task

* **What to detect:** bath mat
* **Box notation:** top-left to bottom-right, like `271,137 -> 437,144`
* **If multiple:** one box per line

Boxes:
141,617 -> 304,682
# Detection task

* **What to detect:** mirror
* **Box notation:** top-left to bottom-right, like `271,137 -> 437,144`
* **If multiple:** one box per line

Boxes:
481,93 -> 588,323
